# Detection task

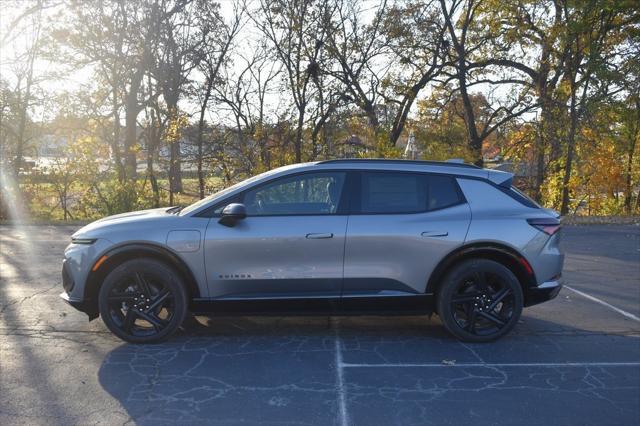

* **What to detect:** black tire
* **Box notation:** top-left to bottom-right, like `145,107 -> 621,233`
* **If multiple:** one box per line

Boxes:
98,258 -> 187,344
436,259 -> 523,343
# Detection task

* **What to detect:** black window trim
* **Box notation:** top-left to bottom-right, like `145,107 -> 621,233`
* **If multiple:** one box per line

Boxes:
195,167 -> 545,218
351,170 -> 467,216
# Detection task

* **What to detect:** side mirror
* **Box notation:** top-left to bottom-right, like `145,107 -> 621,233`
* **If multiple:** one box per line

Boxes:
218,203 -> 247,227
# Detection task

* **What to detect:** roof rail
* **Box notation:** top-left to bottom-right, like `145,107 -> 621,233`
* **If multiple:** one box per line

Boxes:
317,158 -> 480,169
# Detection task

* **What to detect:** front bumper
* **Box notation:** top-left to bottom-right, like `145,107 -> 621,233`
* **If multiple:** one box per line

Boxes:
61,238 -> 113,320
524,276 -> 563,307
60,291 -> 99,320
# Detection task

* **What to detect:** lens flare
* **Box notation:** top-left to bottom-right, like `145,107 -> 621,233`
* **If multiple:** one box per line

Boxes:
0,167 -> 38,294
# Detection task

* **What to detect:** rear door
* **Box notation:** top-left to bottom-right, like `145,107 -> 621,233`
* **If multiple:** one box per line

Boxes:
203,171 -> 349,299
342,171 -> 471,296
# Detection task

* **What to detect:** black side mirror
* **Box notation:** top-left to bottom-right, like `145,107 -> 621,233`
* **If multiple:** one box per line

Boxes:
218,203 -> 247,227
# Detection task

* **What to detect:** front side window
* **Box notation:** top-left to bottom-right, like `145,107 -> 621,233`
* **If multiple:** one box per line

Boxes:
359,172 -> 462,214
243,172 -> 346,216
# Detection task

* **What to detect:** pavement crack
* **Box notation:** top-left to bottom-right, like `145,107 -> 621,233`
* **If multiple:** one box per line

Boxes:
0,282 -> 60,315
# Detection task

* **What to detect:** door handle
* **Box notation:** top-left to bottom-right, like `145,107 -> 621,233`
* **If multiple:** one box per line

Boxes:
421,231 -> 448,237
306,233 -> 334,239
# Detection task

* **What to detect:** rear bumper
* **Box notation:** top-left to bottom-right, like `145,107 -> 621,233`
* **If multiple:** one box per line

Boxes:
524,276 -> 563,307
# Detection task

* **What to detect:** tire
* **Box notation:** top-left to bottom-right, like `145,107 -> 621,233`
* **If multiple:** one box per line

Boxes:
98,258 -> 188,343
436,259 -> 523,343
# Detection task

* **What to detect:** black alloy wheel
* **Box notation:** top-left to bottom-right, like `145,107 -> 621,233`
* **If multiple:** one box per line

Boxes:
98,258 -> 187,343
437,259 -> 523,342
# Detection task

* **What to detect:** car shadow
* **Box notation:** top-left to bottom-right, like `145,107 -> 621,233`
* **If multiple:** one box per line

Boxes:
96,314 -> 640,425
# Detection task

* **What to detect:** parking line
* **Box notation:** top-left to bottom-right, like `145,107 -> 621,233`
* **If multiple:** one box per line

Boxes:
333,320 -> 349,426
565,285 -> 640,322
340,362 -> 640,368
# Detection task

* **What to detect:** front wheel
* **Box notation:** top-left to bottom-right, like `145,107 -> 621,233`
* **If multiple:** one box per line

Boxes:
437,259 -> 523,343
98,258 -> 187,343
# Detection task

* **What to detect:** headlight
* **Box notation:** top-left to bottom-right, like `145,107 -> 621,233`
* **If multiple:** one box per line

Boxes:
71,237 -> 97,245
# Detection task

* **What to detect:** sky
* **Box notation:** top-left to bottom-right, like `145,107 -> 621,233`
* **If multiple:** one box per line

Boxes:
0,1 -> 257,121
0,0 -> 531,129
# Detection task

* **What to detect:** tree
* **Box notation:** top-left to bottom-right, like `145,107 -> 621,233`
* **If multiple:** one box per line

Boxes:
381,0 -> 449,146
470,0 -> 571,198
439,0 -> 536,166
59,0 -> 153,185
323,0 -> 387,137
257,0 -> 333,162
1,0 -> 45,178
414,91 -> 496,161
193,0 -> 245,198
150,0 -> 203,195
557,0 -> 638,214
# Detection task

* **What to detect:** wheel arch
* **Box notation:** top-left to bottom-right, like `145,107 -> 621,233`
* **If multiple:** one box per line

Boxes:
83,243 -> 201,318
427,242 -> 537,304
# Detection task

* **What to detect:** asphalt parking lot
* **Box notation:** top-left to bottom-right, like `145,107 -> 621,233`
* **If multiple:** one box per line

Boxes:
1,224 -> 639,425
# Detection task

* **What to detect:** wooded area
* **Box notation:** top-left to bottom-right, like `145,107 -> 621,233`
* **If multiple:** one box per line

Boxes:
1,0 -> 638,221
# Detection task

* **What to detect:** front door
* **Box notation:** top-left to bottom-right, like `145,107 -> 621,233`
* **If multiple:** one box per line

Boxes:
204,171 -> 348,299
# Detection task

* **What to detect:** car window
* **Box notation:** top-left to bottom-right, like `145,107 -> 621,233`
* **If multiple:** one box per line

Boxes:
361,172 -> 427,213
180,168 -> 280,216
359,172 -> 462,214
428,175 -> 463,210
244,172 -> 346,216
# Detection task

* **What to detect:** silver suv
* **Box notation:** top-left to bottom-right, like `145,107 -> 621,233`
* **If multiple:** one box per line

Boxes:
61,159 -> 563,343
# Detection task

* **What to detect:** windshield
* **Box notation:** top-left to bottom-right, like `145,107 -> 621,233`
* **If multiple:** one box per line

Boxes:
179,169 -> 279,216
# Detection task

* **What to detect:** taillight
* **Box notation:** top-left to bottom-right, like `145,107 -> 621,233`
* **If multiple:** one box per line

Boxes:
527,218 -> 561,235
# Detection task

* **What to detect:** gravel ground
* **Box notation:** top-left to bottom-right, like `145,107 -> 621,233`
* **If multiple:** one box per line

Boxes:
1,224 -> 639,425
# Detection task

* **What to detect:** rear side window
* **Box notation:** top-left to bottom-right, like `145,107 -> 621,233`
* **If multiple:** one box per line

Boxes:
428,175 -> 463,210
509,186 -> 541,209
358,172 -> 463,214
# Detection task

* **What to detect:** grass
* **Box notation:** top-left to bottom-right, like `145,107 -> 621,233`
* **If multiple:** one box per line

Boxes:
17,177 -> 225,222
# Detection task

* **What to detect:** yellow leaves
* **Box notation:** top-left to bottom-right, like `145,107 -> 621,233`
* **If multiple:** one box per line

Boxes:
129,143 -> 142,154
556,80 -> 573,100
66,135 -> 109,164
374,134 -> 402,159
166,112 -> 188,144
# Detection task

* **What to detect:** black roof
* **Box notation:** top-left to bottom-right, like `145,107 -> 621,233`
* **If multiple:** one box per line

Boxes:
317,158 -> 480,169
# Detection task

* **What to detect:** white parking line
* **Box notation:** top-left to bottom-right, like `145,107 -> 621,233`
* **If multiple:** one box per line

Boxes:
340,362 -> 640,368
329,284 -> 639,426
333,320 -> 349,426
565,285 -> 640,322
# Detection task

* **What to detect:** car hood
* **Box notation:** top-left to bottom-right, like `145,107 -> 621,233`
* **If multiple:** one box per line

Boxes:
72,207 -> 173,239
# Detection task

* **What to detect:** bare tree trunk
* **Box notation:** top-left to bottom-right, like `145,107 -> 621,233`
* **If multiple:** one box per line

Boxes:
124,68 -> 144,180
441,0 -> 482,166
624,150 -> 634,213
294,108 -> 305,163
623,100 -> 639,213
458,66 -> 483,166
560,91 -> 577,215
167,105 -> 183,194
197,77 -> 214,199
534,95 -> 555,202
169,141 -> 182,193
14,2 -> 41,179
560,58 -> 587,215
147,114 -> 160,208
111,82 -> 125,182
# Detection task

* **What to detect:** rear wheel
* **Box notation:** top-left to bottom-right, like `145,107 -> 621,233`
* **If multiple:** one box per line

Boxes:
437,259 -> 523,342
98,258 -> 187,343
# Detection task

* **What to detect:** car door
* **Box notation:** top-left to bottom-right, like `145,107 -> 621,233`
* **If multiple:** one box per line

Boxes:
203,171 -> 349,299
342,170 -> 471,297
